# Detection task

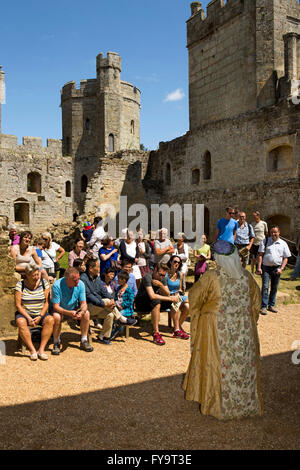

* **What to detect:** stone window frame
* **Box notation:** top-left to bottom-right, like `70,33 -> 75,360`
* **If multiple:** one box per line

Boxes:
108,133 -> 115,152
65,180 -> 71,198
203,151 -> 212,181
130,120 -> 135,135
85,118 -> 91,135
191,168 -> 200,185
27,171 -> 42,194
264,134 -> 296,173
81,175 -> 88,193
165,162 -> 172,186
14,198 -> 30,226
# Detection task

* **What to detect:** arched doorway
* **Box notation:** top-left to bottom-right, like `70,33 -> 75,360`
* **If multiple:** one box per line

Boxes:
14,198 -> 30,225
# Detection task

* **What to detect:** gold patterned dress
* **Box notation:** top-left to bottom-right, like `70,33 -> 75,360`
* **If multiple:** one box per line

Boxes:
182,267 -> 263,420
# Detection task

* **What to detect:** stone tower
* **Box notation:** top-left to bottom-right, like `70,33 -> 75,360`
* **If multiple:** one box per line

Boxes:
60,51 -> 141,213
60,51 -> 140,158
187,0 -> 300,130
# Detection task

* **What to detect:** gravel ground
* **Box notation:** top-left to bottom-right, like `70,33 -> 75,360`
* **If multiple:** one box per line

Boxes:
0,305 -> 299,450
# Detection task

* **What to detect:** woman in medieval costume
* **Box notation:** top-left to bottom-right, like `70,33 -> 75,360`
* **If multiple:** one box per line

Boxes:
182,240 -> 263,420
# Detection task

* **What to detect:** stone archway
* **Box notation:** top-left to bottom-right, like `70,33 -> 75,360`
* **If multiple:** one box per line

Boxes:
14,198 -> 30,226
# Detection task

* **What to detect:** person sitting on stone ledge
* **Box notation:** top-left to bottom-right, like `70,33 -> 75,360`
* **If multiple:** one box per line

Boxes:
41,232 -> 65,281
10,230 -> 43,279
81,258 -> 136,345
51,267 -> 94,354
15,261 -> 53,361
8,223 -> 20,246
134,262 -> 180,346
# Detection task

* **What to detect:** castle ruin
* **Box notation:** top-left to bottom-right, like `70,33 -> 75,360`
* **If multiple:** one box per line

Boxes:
0,0 -> 299,241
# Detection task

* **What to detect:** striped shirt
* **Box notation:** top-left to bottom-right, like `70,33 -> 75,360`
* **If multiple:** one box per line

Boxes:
15,279 -> 49,317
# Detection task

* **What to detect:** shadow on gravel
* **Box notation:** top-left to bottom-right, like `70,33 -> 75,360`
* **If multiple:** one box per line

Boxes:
0,350 -> 299,450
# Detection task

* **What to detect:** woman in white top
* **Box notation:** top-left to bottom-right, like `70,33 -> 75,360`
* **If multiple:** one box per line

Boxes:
136,230 -> 151,277
10,231 -> 42,277
119,230 -> 141,284
41,232 -> 65,279
173,232 -> 190,292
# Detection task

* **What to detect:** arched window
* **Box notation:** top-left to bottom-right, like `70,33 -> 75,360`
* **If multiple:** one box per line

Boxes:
81,175 -> 88,193
27,172 -> 41,193
108,134 -> 115,152
166,163 -> 171,186
85,118 -> 91,134
203,151 -> 211,180
65,181 -> 71,197
267,145 -> 293,172
130,120 -> 135,135
14,198 -> 29,225
191,169 -> 200,185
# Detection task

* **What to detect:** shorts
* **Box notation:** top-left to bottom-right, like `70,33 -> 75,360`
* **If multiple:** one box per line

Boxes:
250,244 -> 259,258
135,296 -> 171,313
15,311 -> 52,326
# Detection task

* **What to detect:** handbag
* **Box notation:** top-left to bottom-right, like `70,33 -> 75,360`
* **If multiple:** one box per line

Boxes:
45,250 -> 60,273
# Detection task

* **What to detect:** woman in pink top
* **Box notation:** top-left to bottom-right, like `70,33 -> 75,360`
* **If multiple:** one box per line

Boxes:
68,239 -> 87,267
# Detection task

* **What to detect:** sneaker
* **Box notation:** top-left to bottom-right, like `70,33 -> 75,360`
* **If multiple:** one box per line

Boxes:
260,308 -> 268,315
110,325 -> 124,340
126,316 -> 138,326
80,340 -> 94,352
153,332 -> 165,346
173,329 -> 190,340
97,335 -> 112,346
267,306 -> 278,313
51,342 -> 61,355
93,318 -> 102,329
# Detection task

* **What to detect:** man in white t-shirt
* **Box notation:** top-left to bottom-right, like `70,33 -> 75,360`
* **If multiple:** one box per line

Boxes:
154,228 -> 174,264
250,211 -> 268,274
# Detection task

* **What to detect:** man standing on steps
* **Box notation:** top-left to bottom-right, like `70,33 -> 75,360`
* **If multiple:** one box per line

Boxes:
257,226 -> 291,315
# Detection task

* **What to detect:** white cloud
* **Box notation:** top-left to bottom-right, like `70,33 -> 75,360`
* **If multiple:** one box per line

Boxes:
164,88 -> 185,102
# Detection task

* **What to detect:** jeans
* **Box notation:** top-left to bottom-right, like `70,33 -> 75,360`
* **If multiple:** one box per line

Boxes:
261,265 -> 281,308
291,256 -> 300,280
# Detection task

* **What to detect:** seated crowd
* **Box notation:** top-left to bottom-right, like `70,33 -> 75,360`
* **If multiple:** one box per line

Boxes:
11,220 -> 196,360
10,207 -> 297,360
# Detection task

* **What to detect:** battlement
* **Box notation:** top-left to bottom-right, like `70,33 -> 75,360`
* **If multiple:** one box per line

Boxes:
61,79 -> 97,100
0,134 -> 62,154
187,0 -> 245,46
96,51 -> 121,73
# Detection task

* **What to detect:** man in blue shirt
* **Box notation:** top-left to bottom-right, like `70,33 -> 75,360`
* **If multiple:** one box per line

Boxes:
235,211 -> 255,268
51,267 -> 93,354
215,207 -> 238,244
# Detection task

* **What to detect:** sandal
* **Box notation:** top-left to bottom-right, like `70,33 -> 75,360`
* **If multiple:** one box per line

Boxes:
30,352 -> 38,361
37,352 -> 48,361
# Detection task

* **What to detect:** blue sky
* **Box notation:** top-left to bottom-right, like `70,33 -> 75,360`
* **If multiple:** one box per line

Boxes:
0,0 -> 210,150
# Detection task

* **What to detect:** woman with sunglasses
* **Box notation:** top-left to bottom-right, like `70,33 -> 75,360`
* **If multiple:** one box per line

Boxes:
166,255 -> 190,339
41,232 -> 65,280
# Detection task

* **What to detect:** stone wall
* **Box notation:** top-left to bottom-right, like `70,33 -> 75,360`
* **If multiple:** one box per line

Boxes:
84,150 -> 150,232
0,234 -> 19,336
187,0 -> 300,129
0,135 -> 73,232
146,100 -> 300,240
